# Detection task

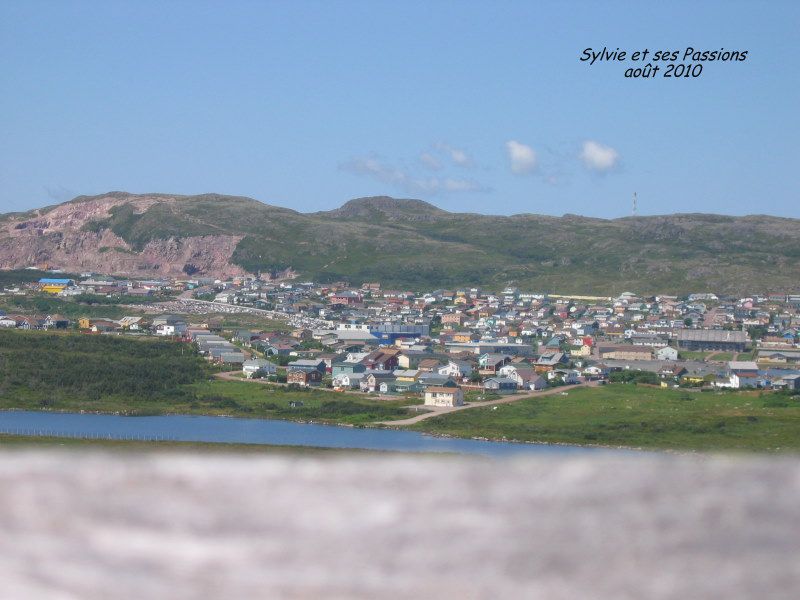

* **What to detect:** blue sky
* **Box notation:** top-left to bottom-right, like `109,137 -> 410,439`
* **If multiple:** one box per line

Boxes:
1,1 -> 798,217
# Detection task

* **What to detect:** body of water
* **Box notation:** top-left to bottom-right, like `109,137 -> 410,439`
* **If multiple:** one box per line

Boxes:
0,410 -> 603,457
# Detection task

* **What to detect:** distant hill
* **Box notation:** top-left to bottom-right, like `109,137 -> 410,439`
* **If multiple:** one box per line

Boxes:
1,192 -> 798,294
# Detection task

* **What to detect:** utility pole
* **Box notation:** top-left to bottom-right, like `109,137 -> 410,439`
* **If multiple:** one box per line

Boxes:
632,192 -> 638,216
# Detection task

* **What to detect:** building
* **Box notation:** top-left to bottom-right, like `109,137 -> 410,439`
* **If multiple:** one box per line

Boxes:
38,278 -> 73,294
483,377 -> 518,393
242,359 -> 277,378
655,346 -> 679,361
286,359 -> 326,374
424,386 -> 464,407
287,368 -> 322,386
597,345 -> 653,361
727,361 -> 759,389
677,329 -> 747,352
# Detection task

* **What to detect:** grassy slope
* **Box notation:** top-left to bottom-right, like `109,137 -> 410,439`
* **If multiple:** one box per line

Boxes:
412,385 -> 800,452
44,193 -> 800,294
0,330 -> 419,425
0,434 -> 380,454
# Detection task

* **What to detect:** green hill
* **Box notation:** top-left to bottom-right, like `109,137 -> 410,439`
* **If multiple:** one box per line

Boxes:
4,192 -> 799,294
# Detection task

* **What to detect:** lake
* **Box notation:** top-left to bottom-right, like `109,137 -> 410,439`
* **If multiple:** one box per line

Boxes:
0,410 -> 603,457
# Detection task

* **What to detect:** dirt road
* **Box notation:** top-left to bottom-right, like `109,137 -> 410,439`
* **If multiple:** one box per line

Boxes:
377,381 -> 601,426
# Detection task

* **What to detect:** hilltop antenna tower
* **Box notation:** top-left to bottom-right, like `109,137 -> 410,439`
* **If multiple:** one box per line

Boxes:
632,192 -> 638,216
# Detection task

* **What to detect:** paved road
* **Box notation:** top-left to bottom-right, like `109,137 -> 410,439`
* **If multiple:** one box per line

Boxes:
377,380 -> 601,426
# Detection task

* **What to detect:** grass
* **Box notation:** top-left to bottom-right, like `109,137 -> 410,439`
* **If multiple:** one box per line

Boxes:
0,378 -> 423,426
182,380 -> 423,425
465,390 -> 503,402
0,434 -> 379,454
678,351 -> 711,360
412,384 -> 800,452
0,294 -> 138,320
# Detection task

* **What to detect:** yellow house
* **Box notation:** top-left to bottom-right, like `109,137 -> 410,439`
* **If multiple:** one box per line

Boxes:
452,332 -> 475,343
570,345 -> 592,357
78,317 -> 91,329
394,369 -> 421,382
41,284 -> 67,295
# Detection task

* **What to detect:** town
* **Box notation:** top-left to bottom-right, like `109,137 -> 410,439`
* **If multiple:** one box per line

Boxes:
2,271 -> 798,409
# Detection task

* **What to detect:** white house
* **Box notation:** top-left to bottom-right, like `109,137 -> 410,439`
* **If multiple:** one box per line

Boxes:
242,359 -> 277,379
656,346 -> 679,361
332,372 -> 366,390
424,386 -> 464,407
497,365 -> 546,390
437,360 -> 473,380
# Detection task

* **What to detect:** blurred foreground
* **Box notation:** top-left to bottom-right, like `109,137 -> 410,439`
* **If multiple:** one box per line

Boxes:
1,451 -> 798,599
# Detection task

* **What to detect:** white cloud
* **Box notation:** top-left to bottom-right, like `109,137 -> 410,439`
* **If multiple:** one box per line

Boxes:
580,140 -> 619,172
419,152 -> 442,170
434,142 -> 474,168
340,156 -> 487,195
505,140 -> 538,175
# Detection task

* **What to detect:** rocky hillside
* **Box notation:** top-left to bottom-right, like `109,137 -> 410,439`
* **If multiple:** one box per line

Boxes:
1,192 -> 798,294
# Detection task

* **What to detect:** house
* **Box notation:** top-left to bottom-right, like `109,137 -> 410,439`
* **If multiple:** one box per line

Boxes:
332,372 -> 366,390
498,365 -> 545,390
483,378 -> 518,393
361,349 -> 400,371
118,316 -> 144,331
535,352 -> 568,371
417,373 -> 458,389
287,368 -> 322,386
329,290 -> 362,305
43,314 -> 70,329
332,362 -> 367,377
424,386 -> 464,407
776,374 -> 800,391
728,361 -> 760,389
393,369 -> 421,383
90,319 -> 118,333
219,352 -> 246,365
479,353 -> 512,374
582,365 -> 609,380
441,313 -> 466,326
550,369 -> 581,385
286,359 -> 326,374
360,371 -> 396,393
655,346 -> 679,361
242,359 -> 277,379
438,360 -> 474,379
417,357 -> 444,372
0,315 -> 17,328
152,315 -> 188,337
570,345 -> 592,358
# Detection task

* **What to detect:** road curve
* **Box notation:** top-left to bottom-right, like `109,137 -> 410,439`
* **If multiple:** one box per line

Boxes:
378,381 -> 601,426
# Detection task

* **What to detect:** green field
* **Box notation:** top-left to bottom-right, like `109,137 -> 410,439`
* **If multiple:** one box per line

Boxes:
180,380 -> 421,425
412,385 -> 800,452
